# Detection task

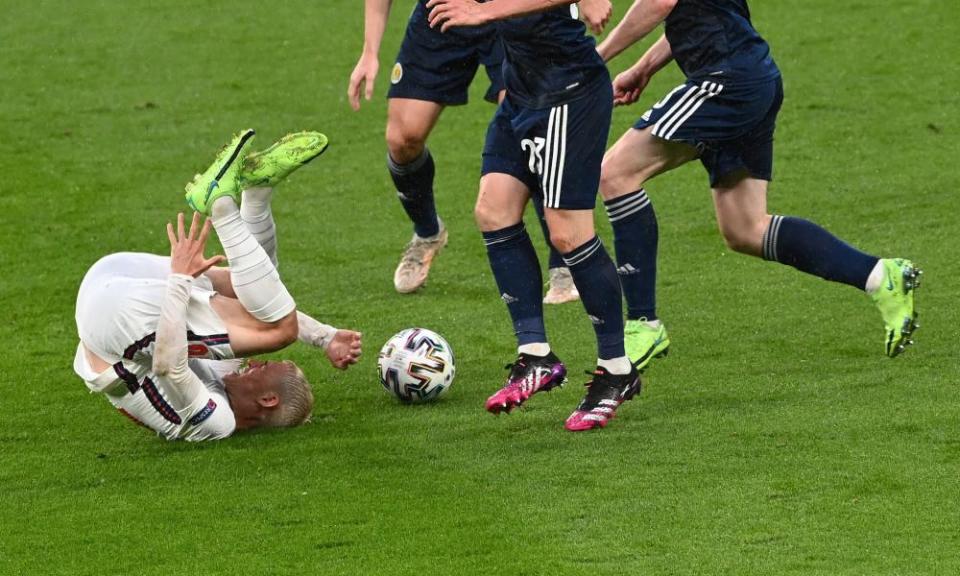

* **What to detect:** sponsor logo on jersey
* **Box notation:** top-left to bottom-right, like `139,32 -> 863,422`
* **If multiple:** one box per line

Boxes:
391,63 -> 403,85
187,343 -> 210,357
188,399 -> 218,426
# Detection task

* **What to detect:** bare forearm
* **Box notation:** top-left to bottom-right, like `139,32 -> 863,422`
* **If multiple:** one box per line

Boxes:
362,0 -> 393,55
597,0 -> 676,62
632,33 -> 673,77
483,0 -> 576,22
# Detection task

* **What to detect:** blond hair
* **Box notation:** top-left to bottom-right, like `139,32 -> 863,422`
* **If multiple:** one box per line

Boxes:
266,362 -> 314,428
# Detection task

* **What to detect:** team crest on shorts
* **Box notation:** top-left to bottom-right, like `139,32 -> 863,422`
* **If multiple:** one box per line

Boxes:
391,63 -> 403,85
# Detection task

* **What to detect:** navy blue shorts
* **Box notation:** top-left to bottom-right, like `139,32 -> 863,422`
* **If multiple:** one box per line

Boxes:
634,76 -> 784,186
482,77 -> 613,210
387,3 -> 504,106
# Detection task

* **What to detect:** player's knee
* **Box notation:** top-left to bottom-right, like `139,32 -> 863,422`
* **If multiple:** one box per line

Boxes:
720,225 -> 762,256
474,201 -> 512,232
385,125 -> 426,165
599,159 -> 643,200
599,170 -> 632,201
548,229 -> 579,254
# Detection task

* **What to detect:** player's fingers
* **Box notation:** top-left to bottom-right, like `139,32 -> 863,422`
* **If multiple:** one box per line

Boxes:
203,255 -> 226,269
428,5 -> 447,27
197,217 -> 213,247
177,212 -> 186,241
189,211 -> 201,241
424,0 -> 441,8
348,76 -> 361,110
587,16 -> 602,35
167,222 -> 177,247
364,77 -> 375,102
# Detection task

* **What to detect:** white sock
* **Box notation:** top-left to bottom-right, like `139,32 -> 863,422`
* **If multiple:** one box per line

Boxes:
240,187 -> 278,268
598,356 -> 631,375
864,259 -> 885,294
211,197 -> 295,323
641,318 -> 661,328
518,342 -> 551,357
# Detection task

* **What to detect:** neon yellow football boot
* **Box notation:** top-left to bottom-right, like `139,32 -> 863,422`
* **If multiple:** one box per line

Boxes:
870,258 -> 922,358
185,129 -> 256,215
625,318 -> 670,371
239,131 -> 329,189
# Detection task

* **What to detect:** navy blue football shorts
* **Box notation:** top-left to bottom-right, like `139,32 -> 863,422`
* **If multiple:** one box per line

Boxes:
634,75 -> 784,187
481,78 -> 613,210
387,3 -> 504,105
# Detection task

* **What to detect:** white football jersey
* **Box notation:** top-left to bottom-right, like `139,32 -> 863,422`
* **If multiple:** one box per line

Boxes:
74,347 -> 238,441
74,252 -> 239,441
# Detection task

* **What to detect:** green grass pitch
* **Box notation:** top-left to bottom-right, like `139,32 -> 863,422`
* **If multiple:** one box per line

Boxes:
2,1 -> 959,574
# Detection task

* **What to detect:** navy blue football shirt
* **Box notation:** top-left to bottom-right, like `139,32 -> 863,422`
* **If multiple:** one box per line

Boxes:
665,0 -> 779,83
494,4 -> 608,109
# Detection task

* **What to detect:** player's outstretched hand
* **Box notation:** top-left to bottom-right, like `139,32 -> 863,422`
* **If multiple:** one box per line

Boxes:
326,329 -> 363,370
426,0 -> 489,32
348,53 -> 379,111
167,212 -> 226,278
579,0 -> 612,35
612,68 -> 650,107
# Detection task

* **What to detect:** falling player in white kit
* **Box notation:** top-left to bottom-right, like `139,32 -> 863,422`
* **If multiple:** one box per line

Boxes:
74,131 -> 363,441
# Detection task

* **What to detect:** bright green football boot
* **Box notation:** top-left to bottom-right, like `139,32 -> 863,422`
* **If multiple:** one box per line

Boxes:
239,131 -> 329,189
625,319 -> 670,371
185,129 -> 257,215
869,258 -> 922,358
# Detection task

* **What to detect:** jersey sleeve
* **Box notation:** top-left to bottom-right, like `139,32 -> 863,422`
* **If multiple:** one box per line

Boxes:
152,273 -> 208,410
151,272 -> 237,441
180,391 -> 236,442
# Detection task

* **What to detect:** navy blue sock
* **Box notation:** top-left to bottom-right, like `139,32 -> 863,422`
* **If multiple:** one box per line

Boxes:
763,215 -> 879,289
483,223 -> 547,346
605,189 -> 658,321
563,236 -> 625,359
531,198 -> 565,269
388,149 -> 440,238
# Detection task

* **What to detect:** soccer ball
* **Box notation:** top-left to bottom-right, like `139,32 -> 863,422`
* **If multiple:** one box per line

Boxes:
377,328 -> 456,403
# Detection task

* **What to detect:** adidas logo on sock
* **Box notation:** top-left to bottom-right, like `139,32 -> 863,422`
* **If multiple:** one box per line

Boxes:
501,293 -> 519,304
588,315 -> 604,325
617,264 -> 639,276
